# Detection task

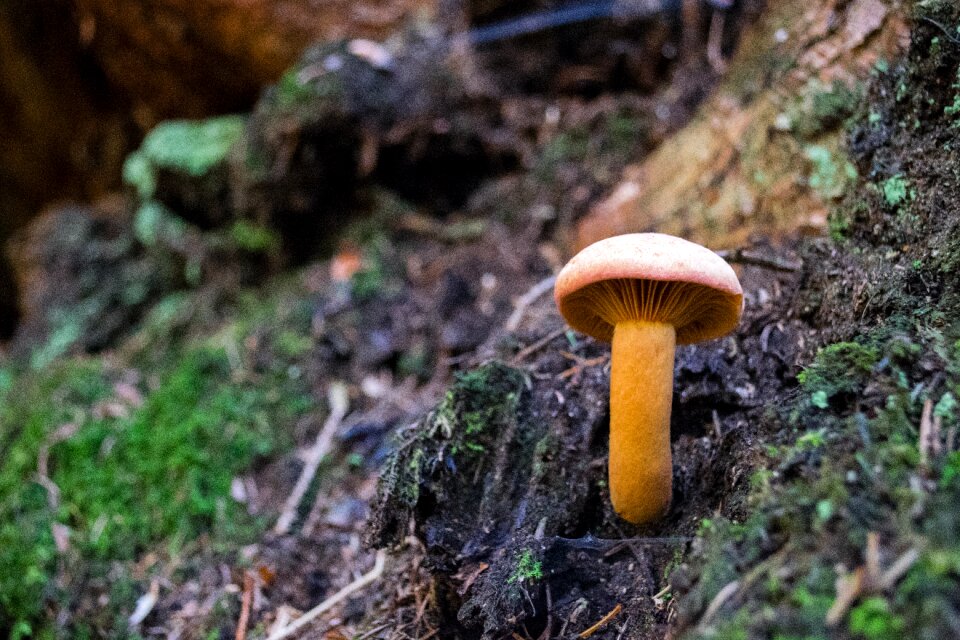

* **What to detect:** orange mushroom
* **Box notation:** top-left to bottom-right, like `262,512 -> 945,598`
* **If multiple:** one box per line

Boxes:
554,233 -> 743,524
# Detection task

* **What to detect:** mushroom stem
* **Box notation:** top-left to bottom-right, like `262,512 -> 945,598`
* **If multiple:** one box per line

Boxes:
609,320 -> 676,524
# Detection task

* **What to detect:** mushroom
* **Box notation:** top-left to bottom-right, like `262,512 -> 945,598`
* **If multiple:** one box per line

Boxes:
554,233 -> 742,524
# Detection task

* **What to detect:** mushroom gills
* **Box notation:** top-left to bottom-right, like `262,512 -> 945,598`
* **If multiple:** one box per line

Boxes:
609,319 -> 675,524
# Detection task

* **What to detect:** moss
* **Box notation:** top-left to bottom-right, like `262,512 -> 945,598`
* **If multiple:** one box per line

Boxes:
678,322 -> 960,639
229,220 -> 280,253
944,68 -> 960,122
371,362 -> 527,545
0,336 -> 310,635
796,341 -> 879,404
804,144 -> 858,200
123,116 -> 245,200
535,129 -> 590,181
275,66 -> 342,109
274,330 -> 313,359
132,200 -> 187,247
849,597 -> 906,640
794,81 -> 864,139
508,549 -> 543,584
882,174 -> 913,208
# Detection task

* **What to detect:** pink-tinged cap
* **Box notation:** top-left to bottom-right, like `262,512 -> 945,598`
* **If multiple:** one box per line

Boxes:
554,233 -> 743,345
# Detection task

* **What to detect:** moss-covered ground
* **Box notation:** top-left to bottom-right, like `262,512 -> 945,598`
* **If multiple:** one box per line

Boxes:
0,278 -> 315,637
671,3 -> 960,638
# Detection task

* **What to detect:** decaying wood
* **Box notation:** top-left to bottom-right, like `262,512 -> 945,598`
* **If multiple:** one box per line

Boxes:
576,0 -> 910,250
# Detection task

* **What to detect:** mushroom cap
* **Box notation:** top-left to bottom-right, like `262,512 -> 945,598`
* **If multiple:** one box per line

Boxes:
554,233 -> 743,345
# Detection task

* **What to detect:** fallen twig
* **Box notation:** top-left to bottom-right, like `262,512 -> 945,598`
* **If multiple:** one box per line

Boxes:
701,580 -> 740,625
919,398 -> 942,467
511,327 -> 567,364
274,382 -> 350,535
715,248 -> 801,272
505,275 -> 557,332
922,16 -> 960,46
36,421 -> 80,510
235,571 -> 254,640
879,547 -> 920,590
579,603 -> 623,639
826,532 -> 920,626
267,551 -> 386,640
559,353 -> 609,380
128,579 -> 160,628
706,9 -> 727,73
652,584 -> 672,608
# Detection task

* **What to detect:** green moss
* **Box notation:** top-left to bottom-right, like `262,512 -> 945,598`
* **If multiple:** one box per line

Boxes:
944,68 -> 960,122
882,174 -> 914,208
535,129 -> 590,181
804,145 -> 858,200
373,363 -> 527,540
133,200 -> 187,247
274,330 -> 313,359
123,115 -> 245,199
796,341 -> 879,404
141,116 -> 244,176
230,220 -> 280,253
275,67 -> 342,109
0,345 -> 310,635
849,597 -> 905,640
508,549 -> 543,584
678,322 -> 960,639
794,81 -> 863,138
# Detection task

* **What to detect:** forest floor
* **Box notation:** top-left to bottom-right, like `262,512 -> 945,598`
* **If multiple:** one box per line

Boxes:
2,1 -> 960,640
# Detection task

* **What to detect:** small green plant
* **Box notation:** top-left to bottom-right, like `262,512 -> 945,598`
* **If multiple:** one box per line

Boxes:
882,174 -> 913,208
797,342 -> 879,402
795,429 -> 827,451
275,66 -> 341,109
945,68 -> 960,122
508,549 -> 543,584
536,129 -> 590,181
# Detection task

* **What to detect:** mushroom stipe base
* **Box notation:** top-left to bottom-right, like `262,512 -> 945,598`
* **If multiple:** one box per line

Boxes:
610,320 -> 675,524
